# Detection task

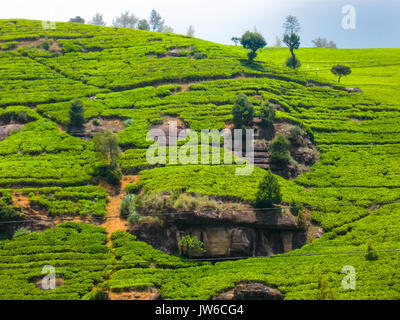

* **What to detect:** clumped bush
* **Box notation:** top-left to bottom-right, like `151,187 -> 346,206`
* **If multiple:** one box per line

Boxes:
288,126 -> 304,145
91,162 -> 122,186
285,56 -> 301,69
92,118 -> 100,126
125,183 -> 139,194
67,99 -> 85,134
123,118 -> 134,127
317,274 -> 336,300
81,289 -> 107,300
255,171 -> 282,208
179,235 -> 205,258
270,134 -> 291,166
232,93 -> 254,128
259,102 -> 275,138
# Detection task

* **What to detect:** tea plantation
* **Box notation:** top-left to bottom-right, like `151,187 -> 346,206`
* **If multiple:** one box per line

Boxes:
0,19 -> 399,299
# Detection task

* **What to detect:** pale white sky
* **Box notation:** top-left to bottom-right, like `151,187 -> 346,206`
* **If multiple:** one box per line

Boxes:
1,0 -> 399,48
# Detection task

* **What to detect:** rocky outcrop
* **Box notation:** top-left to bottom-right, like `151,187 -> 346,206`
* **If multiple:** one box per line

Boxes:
130,208 -> 307,258
213,282 -> 283,300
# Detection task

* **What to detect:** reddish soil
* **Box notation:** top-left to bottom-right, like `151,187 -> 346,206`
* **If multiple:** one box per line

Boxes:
108,287 -> 160,300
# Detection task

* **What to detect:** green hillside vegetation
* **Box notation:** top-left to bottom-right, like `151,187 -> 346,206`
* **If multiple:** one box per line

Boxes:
0,19 -> 399,300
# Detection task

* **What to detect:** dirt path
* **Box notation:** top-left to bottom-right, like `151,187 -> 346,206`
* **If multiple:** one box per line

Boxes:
101,175 -> 139,245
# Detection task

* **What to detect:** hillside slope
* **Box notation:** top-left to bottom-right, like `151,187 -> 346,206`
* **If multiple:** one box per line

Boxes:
0,19 -> 399,300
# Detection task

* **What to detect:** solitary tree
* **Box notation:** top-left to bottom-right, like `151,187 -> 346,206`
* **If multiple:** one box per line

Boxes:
112,11 -> 138,28
186,25 -> 195,37
89,13 -> 106,26
149,9 -> 164,32
270,134 -> 291,166
137,19 -> 150,30
231,37 -> 240,45
93,130 -> 121,164
232,94 -> 254,128
255,171 -> 282,208
69,16 -> 85,24
240,31 -> 267,62
67,99 -> 85,134
282,15 -> 301,69
331,64 -> 352,83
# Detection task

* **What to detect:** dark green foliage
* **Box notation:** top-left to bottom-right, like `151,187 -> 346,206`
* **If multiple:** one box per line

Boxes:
125,183 -> 139,194
270,134 -> 291,166
331,64 -> 352,83
69,16 -> 85,24
0,199 -> 23,239
232,93 -> 254,128
240,31 -> 266,62
91,162 -> 122,186
255,171 -> 282,208
67,99 -> 85,134
259,102 -> 275,138
283,33 -> 301,69
365,240 -> 378,261
285,56 -> 301,69
137,19 -> 150,31
12,227 -> 30,239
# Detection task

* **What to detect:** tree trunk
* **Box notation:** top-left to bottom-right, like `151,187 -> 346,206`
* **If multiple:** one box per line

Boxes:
290,48 -> 296,69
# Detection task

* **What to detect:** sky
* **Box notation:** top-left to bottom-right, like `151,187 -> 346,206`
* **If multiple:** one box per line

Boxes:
0,0 -> 399,48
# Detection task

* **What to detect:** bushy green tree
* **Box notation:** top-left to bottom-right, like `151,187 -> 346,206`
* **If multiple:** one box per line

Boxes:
149,9 -> 164,32
331,64 -> 352,83
259,102 -> 276,137
69,16 -> 85,24
93,130 -> 121,164
232,94 -> 254,128
179,235 -> 205,258
240,31 -> 267,62
270,134 -> 291,166
67,99 -> 85,134
255,171 -> 282,208
137,19 -> 150,30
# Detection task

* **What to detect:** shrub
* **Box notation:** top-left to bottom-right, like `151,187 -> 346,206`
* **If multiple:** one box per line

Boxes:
120,194 -> 136,217
123,118 -> 134,127
92,118 -> 100,126
255,171 -> 282,208
288,126 -> 304,145
285,56 -> 301,69
259,102 -> 275,138
232,93 -> 254,128
91,162 -> 122,186
317,274 -> 336,300
125,183 -> 139,194
270,134 -> 291,166
179,235 -> 205,258
81,289 -> 107,300
67,99 -> 85,134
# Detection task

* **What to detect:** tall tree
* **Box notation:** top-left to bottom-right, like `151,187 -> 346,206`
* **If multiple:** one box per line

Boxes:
112,11 -> 138,28
69,16 -> 85,24
89,13 -> 106,26
67,99 -> 85,134
137,19 -> 150,30
282,15 -> 301,69
240,30 -> 266,62
93,130 -> 121,164
186,25 -> 195,37
149,9 -> 164,32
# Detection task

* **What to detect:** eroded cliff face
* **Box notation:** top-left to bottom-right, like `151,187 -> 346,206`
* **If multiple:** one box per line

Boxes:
130,207 -> 307,258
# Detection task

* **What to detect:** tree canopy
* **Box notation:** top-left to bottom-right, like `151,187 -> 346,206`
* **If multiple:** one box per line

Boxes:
240,31 -> 267,62
232,93 -> 254,128
331,64 -> 352,83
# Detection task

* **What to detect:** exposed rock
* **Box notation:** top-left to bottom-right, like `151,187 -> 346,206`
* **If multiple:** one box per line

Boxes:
0,124 -> 24,141
130,208 -> 307,258
345,87 -> 363,93
213,283 -> 283,300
